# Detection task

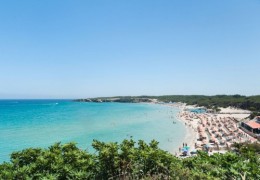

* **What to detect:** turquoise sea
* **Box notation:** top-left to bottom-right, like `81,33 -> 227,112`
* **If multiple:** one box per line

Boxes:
0,100 -> 186,162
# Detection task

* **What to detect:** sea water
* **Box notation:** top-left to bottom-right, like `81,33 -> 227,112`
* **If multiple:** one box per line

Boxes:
0,100 -> 186,162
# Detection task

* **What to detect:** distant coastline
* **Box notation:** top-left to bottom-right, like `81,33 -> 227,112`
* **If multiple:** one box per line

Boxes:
75,95 -> 260,117
75,97 -> 157,103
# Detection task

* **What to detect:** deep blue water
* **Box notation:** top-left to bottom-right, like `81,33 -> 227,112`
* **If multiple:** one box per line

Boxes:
0,100 -> 185,162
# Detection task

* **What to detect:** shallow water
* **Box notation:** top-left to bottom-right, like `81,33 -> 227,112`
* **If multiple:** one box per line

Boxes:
0,100 -> 185,162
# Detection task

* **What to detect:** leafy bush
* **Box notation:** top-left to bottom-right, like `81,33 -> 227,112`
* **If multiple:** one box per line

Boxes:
0,140 -> 259,179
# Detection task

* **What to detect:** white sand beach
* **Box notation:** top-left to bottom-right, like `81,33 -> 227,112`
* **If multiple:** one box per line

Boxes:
217,107 -> 251,120
172,105 -> 258,156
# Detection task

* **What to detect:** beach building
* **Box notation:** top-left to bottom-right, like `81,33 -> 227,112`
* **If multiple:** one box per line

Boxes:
255,116 -> 260,123
241,120 -> 260,139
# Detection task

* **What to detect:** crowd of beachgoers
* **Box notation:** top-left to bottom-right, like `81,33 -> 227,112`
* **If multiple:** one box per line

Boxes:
167,103 -> 259,156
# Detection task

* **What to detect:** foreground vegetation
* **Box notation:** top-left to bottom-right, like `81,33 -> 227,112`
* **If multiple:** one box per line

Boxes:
0,140 -> 260,179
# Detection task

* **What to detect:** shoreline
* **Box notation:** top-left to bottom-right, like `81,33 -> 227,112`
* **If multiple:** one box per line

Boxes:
174,104 -> 198,154
159,103 -> 198,154
141,102 -> 196,154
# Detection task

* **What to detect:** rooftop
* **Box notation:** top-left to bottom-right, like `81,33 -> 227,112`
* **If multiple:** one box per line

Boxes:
246,121 -> 260,129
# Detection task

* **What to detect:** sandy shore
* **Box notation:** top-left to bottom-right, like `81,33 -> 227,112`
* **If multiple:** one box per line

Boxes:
164,103 -> 198,154
181,121 -> 197,150
144,102 -> 198,154
176,107 -> 199,152
217,107 -> 251,120
153,102 -> 257,156
165,103 -> 257,156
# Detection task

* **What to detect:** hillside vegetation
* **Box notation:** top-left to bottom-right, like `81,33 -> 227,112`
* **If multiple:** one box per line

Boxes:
77,95 -> 260,117
155,95 -> 260,109
154,95 -> 260,118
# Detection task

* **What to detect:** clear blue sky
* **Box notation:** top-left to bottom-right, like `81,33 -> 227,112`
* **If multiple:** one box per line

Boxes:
0,0 -> 260,99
